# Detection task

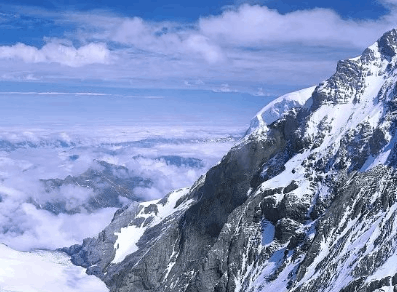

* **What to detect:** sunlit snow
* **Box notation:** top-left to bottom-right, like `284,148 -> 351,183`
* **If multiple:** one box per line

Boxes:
0,244 -> 108,292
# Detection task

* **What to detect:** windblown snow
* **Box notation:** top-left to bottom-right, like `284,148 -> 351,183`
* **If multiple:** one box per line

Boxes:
247,86 -> 316,135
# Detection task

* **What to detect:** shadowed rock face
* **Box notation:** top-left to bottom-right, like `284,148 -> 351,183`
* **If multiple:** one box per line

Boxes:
67,28 -> 397,292
105,133 -> 288,291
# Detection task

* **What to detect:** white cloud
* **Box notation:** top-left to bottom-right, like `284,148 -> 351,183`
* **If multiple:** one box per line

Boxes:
213,83 -> 238,93
379,0 -> 397,7
0,244 -> 109,292
199,5 -> 396,48
184,79 -> 205,86
0,126 -> 240,251
110,17 -> 155,46
253,87 -> 271,96
1,3 -> 397,96
142,95 -> 165,99
0,91 -> 109,96
184,34 -> 225,63
0,203 -> 118,251
0,42 -> 111,67
0,72 -> 40,81
0,43 -> 44,62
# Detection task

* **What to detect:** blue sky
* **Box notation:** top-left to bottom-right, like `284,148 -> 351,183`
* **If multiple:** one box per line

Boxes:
0,0 -> 397,127
1,0 -> 390,21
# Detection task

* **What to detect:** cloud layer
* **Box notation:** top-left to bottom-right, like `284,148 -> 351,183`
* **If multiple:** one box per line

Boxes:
0,244 -> 109,292
1,1 -> 397,94
0,126 -> 241,251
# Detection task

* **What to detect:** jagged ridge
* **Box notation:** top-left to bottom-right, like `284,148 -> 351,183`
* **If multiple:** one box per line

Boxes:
66,28 -> 397,292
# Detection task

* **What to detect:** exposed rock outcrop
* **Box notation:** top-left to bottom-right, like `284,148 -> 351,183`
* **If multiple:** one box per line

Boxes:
66,29 -> 397,292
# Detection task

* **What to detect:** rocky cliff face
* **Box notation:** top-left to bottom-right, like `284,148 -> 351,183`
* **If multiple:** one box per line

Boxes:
65,29 -> 397,292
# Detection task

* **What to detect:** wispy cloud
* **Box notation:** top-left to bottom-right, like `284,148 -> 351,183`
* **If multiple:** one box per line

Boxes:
0,1 -> 396,94
212,83 -> 238,93
0,72 -> 40,81
379,0 -> 397,8
199,5 -> 397,49
0,91 -> 109,95
140,95 -> 165,99
253,87 -> 272,97
0,91 -> 167,100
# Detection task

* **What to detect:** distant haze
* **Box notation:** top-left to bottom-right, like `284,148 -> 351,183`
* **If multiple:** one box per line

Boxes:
0,89 -> 273,128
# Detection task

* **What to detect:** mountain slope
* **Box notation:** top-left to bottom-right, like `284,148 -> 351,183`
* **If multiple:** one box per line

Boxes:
67,29 -> 397,292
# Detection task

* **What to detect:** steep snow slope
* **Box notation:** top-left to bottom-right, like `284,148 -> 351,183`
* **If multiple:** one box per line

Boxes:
247,86 -> 316,136
68,28 -> 397,292
112,188 -> 192,263
63,186 -> 196,279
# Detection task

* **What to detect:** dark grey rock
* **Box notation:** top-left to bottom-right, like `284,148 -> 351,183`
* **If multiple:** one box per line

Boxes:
66,28 -> 397,292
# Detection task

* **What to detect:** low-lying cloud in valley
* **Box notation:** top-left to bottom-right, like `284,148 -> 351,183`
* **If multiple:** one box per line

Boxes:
0,126 -> 242,251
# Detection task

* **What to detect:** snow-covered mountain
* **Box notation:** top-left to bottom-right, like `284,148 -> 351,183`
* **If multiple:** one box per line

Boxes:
0,125 -> 240,252
66,29 -> 397,291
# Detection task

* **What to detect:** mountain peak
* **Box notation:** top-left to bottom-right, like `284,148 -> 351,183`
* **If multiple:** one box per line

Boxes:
250,28 -> 397,134
67,28 -> 397,292
311,29 -> 397,110
377,28 -> 397,59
